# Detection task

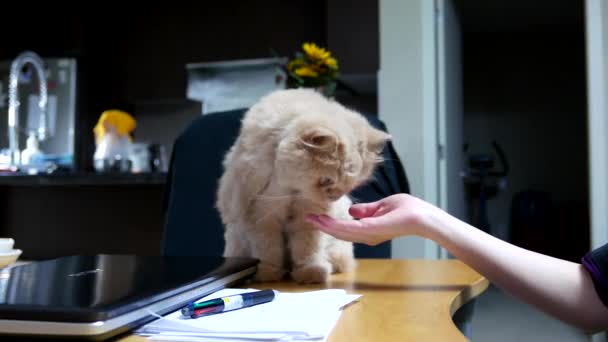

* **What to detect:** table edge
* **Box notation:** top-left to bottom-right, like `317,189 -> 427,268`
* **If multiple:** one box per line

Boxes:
449,270 -> 490,316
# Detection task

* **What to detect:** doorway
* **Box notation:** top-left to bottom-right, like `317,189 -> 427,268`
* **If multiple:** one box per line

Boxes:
455,0 -> 589,262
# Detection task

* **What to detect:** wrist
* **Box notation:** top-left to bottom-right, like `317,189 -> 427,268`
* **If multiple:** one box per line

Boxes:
414,205 -> 452,243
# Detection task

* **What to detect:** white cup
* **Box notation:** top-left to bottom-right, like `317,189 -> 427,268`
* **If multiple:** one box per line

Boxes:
0,238 -> 15,253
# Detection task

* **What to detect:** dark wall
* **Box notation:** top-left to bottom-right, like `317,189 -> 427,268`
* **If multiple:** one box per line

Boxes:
462,20 -> 589,262
327,0 -> 379,114
0,1 -> 380,259
2,1 -> 328,171
2,2 -> 381,171
327,0 -> 378,74
119,4 -> 327,102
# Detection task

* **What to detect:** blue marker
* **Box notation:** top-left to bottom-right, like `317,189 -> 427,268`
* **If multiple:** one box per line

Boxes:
181,289 -> 279,318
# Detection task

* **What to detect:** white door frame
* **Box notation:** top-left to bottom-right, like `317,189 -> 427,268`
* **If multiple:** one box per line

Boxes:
585,1 -> 607,339
379,0 -> 441,259
436,0 -> 465,259
586,0 -> 608,250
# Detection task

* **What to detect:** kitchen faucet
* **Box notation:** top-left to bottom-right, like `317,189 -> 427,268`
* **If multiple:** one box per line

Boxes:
7,51 -> 48,167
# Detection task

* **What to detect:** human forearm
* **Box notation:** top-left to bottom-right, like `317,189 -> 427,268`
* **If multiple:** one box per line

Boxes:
308,194 -> 608,332
423,209 -> 608,333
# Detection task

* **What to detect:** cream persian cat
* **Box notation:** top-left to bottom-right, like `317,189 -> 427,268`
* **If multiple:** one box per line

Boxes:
216,88 -> 389,284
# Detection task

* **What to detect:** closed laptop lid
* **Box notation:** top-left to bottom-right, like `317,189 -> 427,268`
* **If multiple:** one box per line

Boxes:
0,254 -> 258,323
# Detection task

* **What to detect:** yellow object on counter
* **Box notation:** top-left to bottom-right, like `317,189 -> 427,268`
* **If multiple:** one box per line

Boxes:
93,110 -> 136,145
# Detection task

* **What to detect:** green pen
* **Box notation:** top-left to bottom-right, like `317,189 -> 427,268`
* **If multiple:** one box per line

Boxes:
181,289 -> 279,318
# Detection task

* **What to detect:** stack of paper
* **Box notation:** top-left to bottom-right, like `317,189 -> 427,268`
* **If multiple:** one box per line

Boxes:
135,288 -> 361,341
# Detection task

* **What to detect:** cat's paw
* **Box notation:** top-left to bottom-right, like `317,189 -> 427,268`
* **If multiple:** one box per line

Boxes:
291,262 -> 331,284
331,254 -> 356,274
254,263 -> 285,282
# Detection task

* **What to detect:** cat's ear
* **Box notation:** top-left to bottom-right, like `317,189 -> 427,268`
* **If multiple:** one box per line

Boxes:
367,127 -> 391,154
299,127 -> 338,153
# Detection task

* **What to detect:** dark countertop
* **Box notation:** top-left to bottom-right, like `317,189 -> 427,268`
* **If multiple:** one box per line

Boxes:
0,172 -> 168,186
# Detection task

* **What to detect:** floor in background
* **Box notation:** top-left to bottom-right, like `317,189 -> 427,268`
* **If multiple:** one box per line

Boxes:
471,285 -> 589,342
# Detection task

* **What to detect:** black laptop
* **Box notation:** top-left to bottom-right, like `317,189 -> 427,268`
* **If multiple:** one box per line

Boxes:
0,254 -> 258,340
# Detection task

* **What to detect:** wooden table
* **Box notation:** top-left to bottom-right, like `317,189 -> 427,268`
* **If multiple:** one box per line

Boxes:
119,259 -> 488,342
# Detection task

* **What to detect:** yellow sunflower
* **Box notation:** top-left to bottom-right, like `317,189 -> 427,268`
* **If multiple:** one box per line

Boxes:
287,58 -> 305,72
294,66 -> 319,78
324,57 -> 338,70
302,42 -> 331,61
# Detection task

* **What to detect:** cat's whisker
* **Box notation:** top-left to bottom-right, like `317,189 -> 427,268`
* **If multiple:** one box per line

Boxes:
256,194 -> 296,200
255,193 -> 308,202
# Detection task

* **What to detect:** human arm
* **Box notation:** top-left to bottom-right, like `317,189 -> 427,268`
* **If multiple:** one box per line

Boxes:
306,194 -> 608,333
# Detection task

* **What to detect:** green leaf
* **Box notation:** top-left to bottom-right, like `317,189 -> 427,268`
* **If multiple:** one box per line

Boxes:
323,81 -> 337,96
289,73 -> 305,84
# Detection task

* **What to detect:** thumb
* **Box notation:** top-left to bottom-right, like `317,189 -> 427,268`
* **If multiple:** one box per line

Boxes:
349,201 -> 382,219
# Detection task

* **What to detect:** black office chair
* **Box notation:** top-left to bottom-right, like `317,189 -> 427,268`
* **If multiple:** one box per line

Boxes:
161,108 -> 410,259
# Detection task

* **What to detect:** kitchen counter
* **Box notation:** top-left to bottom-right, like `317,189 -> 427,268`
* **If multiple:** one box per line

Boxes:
0,171 -> 168,260
0,172 -> 168,186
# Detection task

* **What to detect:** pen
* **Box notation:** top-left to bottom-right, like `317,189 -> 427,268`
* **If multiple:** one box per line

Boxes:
181,289 -> 279,318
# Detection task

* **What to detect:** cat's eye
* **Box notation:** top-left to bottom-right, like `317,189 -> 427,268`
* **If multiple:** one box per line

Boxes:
318,177 -> 334,187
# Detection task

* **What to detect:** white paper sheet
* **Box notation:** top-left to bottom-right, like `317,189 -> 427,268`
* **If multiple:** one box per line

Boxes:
135,288 -> 361,341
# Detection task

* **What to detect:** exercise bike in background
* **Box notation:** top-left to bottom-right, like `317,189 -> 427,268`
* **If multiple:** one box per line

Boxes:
461,141 -> 510,233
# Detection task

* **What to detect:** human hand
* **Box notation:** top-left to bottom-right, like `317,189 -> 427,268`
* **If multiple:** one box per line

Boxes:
306,193 -> 437,245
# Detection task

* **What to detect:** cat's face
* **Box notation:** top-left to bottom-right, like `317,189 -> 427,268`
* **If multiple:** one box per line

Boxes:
275,116 -> 390,203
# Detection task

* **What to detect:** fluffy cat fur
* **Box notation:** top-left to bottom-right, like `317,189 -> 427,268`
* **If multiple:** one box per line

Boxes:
216,88 -> 390,284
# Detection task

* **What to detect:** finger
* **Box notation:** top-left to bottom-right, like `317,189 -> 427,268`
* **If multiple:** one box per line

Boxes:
305,214 -> 327,227
348,201 -> 383,219
311,217 -> 368,243
306,214 -> 363,230
314,216 -> 385,246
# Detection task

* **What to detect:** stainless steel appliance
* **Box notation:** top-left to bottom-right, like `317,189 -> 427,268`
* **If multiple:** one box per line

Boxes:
186,57 -> 286,114
0,56 -> 77,170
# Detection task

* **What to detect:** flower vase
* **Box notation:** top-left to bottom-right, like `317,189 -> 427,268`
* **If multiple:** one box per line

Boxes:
314,82 -> 337,98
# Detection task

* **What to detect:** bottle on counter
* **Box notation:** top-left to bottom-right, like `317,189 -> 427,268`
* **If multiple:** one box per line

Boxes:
93,109 -> 136,173
20,132 -> 44,173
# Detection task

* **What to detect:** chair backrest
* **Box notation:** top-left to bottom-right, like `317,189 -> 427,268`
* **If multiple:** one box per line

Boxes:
161,108 -> 410,258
